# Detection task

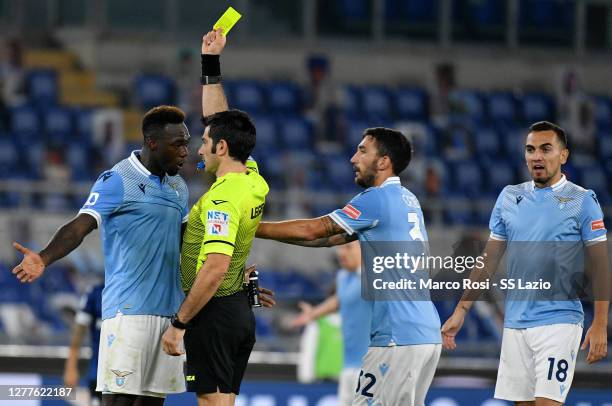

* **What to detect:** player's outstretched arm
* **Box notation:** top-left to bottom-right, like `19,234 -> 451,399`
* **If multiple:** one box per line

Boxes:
12,213 -> 97,283
256,216 -> 346,242
281,233 -> 358,248
201,28 -> 228,117
581,241 -> 609,364
441,238 -> 506,350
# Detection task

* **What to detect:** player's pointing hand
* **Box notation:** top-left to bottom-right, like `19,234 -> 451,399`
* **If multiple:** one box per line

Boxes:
11,242 -> 46,283
202,28 -> 226,55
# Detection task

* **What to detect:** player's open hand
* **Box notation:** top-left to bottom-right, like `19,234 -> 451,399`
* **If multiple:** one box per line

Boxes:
441,310 -> 466,350
162,325 -> 185,356
259,287 -> 276,308
202,28 -> 226,55
581,322 -> 608,364
11,242 -> 45,283
290,301 -> 314,328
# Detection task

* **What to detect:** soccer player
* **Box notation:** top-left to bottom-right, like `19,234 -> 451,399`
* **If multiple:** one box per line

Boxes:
12,105 -> 190,405
256,128 -> 442,406
441,121 -> 609,405
64,283 -> 104,406
160,29 -> 273,406
291,240 -> 371,406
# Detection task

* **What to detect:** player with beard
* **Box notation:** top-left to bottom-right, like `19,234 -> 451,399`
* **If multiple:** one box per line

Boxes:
442,121 -> 609,405
12,106 -> 191,405
256,128 -> 442,405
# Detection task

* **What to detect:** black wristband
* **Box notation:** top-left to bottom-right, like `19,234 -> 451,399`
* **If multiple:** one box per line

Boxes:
170,313 -> 189,330
201,54 -> 221,77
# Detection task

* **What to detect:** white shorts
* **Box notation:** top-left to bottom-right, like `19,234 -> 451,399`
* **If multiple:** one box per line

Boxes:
494,323 -> 582,403
96,312 -> 186,397
353,344 -> 441,406
338,368 -> 360,406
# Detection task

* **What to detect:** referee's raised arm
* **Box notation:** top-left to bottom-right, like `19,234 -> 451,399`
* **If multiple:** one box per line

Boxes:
201,28 -> 228,117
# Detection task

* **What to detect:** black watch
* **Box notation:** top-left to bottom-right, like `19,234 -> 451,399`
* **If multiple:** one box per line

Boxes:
200,75 -> 222,85
170,314 -> 189,330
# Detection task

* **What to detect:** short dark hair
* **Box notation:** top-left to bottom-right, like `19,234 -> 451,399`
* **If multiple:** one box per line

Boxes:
529,121 -> 568,148
202,110 -> 256,164
363,127 -> 413,175
142,105 -> 186,140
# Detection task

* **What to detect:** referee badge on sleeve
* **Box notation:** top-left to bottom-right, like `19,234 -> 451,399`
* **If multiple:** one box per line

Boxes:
207,210 -> 230,236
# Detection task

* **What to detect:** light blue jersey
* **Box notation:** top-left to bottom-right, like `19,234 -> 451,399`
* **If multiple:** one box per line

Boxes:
79,151 -> 188,320
330,176 -> 442,347
489,175 -> 607,328
336,269 -> 371,368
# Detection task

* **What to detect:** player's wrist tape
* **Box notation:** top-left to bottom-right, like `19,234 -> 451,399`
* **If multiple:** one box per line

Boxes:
201,54 -> 221,82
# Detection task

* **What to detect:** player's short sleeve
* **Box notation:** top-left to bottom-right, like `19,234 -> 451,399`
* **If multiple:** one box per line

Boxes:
74,288 -> 96,326
78,171 -> 124,227
580,190 -> 607,245
329,190 -> 380,235
199,198 -> 241,257
489,188 -> 507,241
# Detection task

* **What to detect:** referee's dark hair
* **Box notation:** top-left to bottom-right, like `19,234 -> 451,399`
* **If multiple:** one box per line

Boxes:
530,121 -> 568,149
203,109 -> 256,164
142,105 -> 186,140
363,127 -> 413,175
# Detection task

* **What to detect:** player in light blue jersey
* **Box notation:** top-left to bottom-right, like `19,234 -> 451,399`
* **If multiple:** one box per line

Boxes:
442,121 -> 609,405
12,106 -> 191,405
257,127 -> 442,405
292,241 -> 371,406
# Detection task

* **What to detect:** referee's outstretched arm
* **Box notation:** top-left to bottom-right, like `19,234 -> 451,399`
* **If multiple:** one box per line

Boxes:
201,28 -> 228,117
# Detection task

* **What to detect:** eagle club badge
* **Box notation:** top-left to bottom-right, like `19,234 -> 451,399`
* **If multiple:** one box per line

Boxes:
555,196 -> 574,209
111,370 -> 134,387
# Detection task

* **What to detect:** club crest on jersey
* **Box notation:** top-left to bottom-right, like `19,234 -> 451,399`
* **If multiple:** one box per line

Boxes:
342,204 -> 361,220
207,210 -> 230,236
591,219 -> 605,231
111,370 -> 133,387
555,196 -> 573,209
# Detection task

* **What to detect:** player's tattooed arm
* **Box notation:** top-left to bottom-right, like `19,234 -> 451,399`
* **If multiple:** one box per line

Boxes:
12,213 -> 97,283
281,233 -> 358,248
256,215 -> 349,242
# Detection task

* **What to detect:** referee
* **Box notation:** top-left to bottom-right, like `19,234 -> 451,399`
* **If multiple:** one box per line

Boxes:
161,28 -> 274,406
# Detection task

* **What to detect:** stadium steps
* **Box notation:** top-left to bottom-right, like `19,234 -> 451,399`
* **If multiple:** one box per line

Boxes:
122,108 -> 143,141
24,50 -> 76,71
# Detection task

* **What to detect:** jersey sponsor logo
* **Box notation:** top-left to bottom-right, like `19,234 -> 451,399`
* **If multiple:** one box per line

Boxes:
342,204 -> 361,219
84,192 -> 100,206
111,369 -> 133,387
138,183 -> 146,194
591,219 -> 605,231
207,210 -> 230,236
212,199 -> 228,205
251,202 -> 265,219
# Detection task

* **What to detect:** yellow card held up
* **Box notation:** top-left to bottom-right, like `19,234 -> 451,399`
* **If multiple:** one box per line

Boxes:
213,6 -> 242,35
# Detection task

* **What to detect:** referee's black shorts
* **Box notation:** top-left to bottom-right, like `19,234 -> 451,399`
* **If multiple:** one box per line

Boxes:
184,290 -> 256,394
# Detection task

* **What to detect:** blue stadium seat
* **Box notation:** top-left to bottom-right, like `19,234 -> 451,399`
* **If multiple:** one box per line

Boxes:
443,196 -> 474,225
519,0 -> 574,29
277,117 -> 313,151
593,96 -> 612,129
452,0 -> 505,26
487,161 -> 515,194
10,105 -> 40,138
394,87 -> 428,121
474,127 -> 501,156
0,139 -> 19,177
361,86 -> 392,120
386,0 -> 438,22
73,108 -> 94,142
23,141 -> 45,179
66,143 -> 91,180
133,74 -> 176,111
343,0 -> 369,20
520,92 -> 555,124
42,106 -> 73,144
265,82 -> 301,113
251,115 -> 278,151
578,165 -> 610,203
450,90 -> 486,123
598,133 -> 612,160
487,91 -> 516,125
499,126 -> 525,162
26,69 -> 58,105
451,161 -> 483,196
340,85 -> 361,118
346,119 -> 369,148
323,154 -> 356,192
232,80 -> 265,114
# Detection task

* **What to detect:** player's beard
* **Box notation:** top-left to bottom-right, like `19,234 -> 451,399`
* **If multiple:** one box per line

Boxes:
355,165 -> 376,188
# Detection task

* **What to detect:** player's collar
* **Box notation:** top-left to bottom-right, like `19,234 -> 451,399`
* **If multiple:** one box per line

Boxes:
530,174 -> 567,192
380,176 -> 401,187
129,150 -> 152,177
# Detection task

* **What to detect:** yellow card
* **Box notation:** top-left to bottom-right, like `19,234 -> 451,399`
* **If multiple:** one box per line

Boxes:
213,6 -> 242,36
